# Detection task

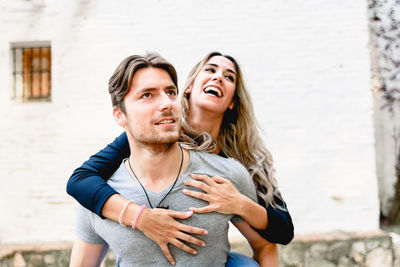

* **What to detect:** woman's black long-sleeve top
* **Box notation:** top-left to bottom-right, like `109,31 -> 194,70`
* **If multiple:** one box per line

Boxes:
66,132 -> 294,245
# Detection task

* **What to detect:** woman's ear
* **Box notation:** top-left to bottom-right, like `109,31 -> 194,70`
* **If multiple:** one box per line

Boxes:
184,85 -> 192,95
113,107 -> 127,126
228,100 -> 235,110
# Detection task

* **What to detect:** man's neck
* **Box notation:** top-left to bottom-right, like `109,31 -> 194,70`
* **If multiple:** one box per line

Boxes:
126,141 -> 188,192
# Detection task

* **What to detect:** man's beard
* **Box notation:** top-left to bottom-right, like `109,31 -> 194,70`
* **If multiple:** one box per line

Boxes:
136,133 -> 180,153
126,111 -> 181,152
128,128 -> 181,153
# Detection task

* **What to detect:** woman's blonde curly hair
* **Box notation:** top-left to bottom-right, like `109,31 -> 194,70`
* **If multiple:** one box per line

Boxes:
179,52 -> 285,210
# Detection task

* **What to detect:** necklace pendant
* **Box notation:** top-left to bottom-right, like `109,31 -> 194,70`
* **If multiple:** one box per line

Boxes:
157,204 -> 169,209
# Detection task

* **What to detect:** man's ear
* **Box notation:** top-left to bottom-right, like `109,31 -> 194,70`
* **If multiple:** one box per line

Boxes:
113,107 -> 127,126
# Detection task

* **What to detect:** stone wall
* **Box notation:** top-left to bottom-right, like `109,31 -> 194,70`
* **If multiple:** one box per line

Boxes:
1,231 -> 399,266
280,231 -> 400,267
0,243 -> 72,267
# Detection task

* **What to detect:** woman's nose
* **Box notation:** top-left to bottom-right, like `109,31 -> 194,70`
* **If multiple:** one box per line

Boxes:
212,72 -> 223,83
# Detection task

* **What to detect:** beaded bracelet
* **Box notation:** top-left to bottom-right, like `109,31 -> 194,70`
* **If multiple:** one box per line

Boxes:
132,205 -> 147,230
118,200 -> 134,226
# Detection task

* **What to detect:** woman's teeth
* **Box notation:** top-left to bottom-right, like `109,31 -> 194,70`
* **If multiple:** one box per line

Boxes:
204,87 -> 222,97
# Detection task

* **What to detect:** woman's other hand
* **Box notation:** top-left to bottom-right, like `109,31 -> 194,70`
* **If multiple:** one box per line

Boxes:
183,174 -> 243,215
136,208 -> 208,266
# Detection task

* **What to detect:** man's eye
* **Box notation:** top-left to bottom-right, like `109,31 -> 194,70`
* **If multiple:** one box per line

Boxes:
167,90 -> 177,96
142,93 -> 151,98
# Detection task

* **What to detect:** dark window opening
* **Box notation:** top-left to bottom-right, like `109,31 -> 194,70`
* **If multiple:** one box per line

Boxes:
11,44 -> 51,101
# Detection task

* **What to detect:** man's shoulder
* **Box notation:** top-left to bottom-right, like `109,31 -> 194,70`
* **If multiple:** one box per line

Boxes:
108,161 -> 129,182
189,150 -> 249,178
191,150 -> 241,165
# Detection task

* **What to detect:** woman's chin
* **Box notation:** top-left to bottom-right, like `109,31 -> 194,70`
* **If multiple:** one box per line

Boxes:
197,101 -> 229,114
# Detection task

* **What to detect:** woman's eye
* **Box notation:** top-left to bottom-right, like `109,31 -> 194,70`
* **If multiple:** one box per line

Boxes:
225,75 -> 235,82
205,68 -> 215,73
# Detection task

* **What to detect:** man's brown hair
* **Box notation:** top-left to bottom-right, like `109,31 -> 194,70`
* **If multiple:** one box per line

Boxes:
109,52 -> 178,113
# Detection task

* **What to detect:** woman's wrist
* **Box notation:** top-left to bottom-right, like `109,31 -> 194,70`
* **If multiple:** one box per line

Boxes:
119,200 -> 135,226
235,194 -> 253,217
122,203 -> 143,226
131,205 -> 147,229
237,195 -> 268,229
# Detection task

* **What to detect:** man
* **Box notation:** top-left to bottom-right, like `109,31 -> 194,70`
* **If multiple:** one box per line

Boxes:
69,53 -> 258,266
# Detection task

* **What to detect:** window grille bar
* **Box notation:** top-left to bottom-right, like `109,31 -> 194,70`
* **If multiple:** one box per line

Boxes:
39,47 -> 42,97
12,48 -> 16,98
30,48 -> 33,100
39,48 -> 44,97
22,48 -> 25,99
48,48 -> 51,98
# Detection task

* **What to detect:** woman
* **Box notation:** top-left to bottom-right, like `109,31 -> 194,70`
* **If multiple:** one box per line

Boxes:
67,52 -> 293,266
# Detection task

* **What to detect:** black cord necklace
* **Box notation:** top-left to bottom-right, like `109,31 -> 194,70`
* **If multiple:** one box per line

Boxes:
127,144 -> 183,209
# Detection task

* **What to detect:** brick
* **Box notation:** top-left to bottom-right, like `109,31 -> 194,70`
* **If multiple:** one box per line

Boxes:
12,253 -> 25,267
365,247 -> 392,267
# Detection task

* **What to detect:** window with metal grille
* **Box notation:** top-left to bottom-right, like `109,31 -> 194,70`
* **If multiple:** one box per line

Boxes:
11,42 -> 52,101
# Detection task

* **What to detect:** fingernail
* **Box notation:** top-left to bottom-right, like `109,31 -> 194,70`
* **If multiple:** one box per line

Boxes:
204,230 -> 208,235
186,210 -> 193,216
182,189 -> 187,193
183,180 -> 188,184
193,250 -> 197,255
201,242 -> 206,247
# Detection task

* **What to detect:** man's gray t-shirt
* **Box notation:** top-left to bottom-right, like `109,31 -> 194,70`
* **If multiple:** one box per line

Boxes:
76,150 -> 257,267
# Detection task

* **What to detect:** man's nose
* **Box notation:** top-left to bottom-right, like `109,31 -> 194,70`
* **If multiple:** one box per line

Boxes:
159,92 -> 174,111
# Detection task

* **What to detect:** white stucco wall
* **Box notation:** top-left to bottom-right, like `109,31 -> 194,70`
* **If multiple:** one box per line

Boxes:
0,0 -> 378,244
